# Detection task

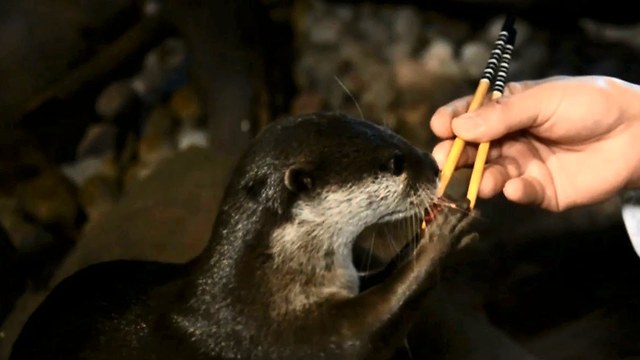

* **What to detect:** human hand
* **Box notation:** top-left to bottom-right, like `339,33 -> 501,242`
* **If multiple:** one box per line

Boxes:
430,76 -> 640,211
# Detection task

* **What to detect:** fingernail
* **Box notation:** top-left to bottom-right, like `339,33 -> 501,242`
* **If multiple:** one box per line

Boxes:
452,114 -> 483,138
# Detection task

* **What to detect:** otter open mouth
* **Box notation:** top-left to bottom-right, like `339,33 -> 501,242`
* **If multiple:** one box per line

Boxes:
353,205 -> 442,292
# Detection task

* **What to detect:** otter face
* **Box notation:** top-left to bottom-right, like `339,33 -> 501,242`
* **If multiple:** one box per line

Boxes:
238,113 -> 444,299
229,114 -> 439,314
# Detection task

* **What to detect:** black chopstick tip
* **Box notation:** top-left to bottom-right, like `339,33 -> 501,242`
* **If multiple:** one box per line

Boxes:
500,14 -> 516,32
506,27 -> 517,45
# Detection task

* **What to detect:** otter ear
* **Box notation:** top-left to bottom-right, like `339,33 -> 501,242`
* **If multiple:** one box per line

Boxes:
284,166 -> 313,193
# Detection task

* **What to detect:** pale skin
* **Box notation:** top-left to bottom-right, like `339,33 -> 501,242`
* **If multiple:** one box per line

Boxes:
430,75 -> 640,212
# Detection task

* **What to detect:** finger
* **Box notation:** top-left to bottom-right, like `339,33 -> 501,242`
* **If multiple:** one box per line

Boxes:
432,140 -> 482,169
503,175 -> 549,209
450,82 -> 563,142
477,156 -> 523,198
430,95 -> 472,139
477,164 -> 511,198
490,155 -> 522,179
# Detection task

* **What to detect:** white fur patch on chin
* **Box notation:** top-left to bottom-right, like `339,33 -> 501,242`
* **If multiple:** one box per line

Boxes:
267,176 -> 408,315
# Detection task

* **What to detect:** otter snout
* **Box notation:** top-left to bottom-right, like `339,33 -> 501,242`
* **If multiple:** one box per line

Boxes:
419,150 -> 441,180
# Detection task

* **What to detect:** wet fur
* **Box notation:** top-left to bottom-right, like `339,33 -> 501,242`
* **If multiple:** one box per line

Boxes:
10,113 -> 476,359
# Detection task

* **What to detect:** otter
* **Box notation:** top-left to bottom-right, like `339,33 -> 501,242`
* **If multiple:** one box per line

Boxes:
10,112 -> 475,360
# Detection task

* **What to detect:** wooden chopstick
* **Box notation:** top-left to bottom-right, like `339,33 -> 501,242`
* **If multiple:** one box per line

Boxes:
435,79 -> 491,198
466,28 -> 517,209
435,15 -> 516,199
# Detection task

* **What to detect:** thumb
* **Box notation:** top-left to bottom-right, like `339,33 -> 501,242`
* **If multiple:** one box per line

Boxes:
451,84 -> 557,142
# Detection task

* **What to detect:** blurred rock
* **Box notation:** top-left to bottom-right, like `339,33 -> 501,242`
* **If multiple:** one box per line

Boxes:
142,0 -> 163,17
397,102 -> 432,149
95,80 -> 137,121
459,40 -> 491,79
131,37 -> 188,103
76,123 -> 117,159
0,209 -> 54,256
358,62 -> 395,119
294,49 -> 343,96
580,20 -> 640,51
355,6 -> 390,49
392,7 -> 421,44
420,37 -> 462,78
308,17 -> 344,45
422,12 -> 471,44
0,130 -> 50,194
169,84 -> 203,127
290,91 -> 326,115
394,59 -> 431,90
79,174 -> 118,222
14,169 -> 80,233
61,157 -> 107,187
135,106 -> 177,179
387,6 -> 421,61
176,126 -> 209,151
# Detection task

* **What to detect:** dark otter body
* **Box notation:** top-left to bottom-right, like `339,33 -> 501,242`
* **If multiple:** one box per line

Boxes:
10,112 -> 474,360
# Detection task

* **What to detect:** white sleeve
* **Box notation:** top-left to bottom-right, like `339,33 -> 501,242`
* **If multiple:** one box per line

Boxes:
621,190 -> 640,258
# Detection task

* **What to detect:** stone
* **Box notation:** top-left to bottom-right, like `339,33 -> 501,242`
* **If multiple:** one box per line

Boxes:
308,17 -> 344,45
391,6 -> 421,43
176,126 -> 209,151
358,62 -> 395,120
422,12 -> 471,44
355,5 -> 390,49
79,174 -> 118,222
75,123 -> 117,159
290,91 -> 326,115
61,157 -> 108,187
138,106 -> 177,173
397,102 -> 432,149
14,170 -> 79,232
420,37 -> 462,78
131,37 -> 188,103
169,84 -> 203,127
459,40 -> 491,79
0,214 -> 55,256
387,6 -> 421,61
394,59 -> 431,90
95,80 -> 137,120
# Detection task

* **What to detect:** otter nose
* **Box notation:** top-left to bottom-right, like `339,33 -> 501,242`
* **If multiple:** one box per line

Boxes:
420,150 -> 440,180
402,149 -> 439,184
380,151 -> 405,176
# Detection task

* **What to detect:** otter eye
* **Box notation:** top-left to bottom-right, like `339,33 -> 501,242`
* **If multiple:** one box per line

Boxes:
285,167 -> 314,193
381,151 -> 405,176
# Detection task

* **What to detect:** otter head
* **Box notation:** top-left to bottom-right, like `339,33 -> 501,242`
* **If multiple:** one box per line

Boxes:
224,112 -> 442,315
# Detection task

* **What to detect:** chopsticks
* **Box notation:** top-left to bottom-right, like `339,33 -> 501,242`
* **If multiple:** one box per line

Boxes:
466,31 -> 516,208
435,15 -> 517,208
